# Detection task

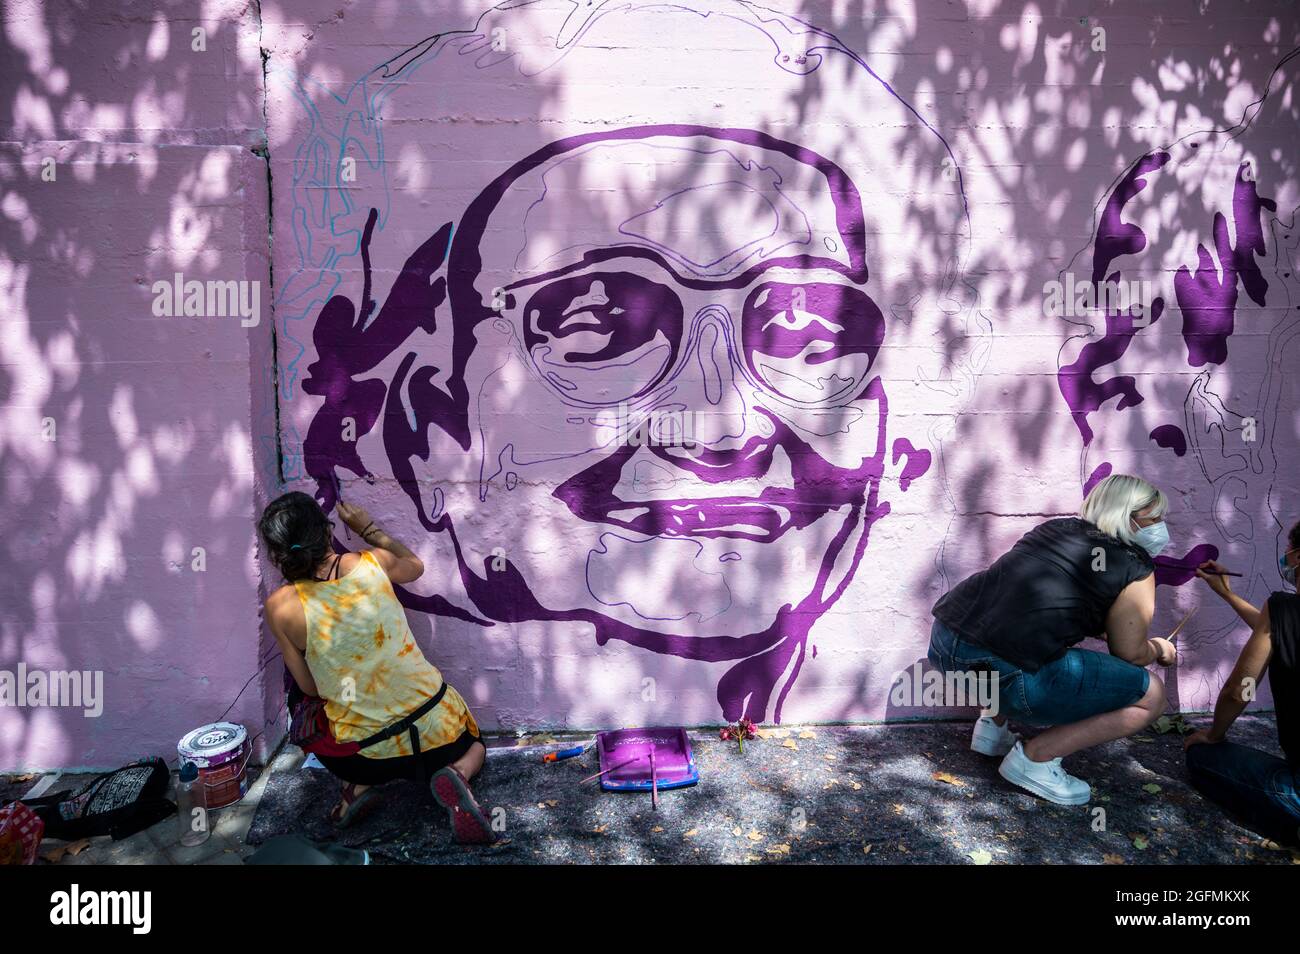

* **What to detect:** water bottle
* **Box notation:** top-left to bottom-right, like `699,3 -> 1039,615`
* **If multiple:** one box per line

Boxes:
176,761 -> 210,847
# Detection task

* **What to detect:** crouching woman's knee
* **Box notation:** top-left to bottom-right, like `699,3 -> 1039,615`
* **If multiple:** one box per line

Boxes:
1137,672 -> 1167,725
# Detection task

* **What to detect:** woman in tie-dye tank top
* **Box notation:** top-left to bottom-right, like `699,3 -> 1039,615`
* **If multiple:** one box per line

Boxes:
259,491 -> 494,844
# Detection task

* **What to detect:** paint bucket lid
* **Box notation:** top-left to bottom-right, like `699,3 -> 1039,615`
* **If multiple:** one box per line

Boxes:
178,722 -> 248,769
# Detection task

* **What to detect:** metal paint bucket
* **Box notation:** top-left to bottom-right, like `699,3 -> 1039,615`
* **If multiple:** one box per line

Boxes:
177,722 -> 251,810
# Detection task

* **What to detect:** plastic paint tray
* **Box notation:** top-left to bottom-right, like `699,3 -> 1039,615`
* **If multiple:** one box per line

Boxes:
595,727 -> 699,792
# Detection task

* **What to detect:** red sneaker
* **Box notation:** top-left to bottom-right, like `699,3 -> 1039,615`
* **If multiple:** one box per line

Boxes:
430,766 -> 496,844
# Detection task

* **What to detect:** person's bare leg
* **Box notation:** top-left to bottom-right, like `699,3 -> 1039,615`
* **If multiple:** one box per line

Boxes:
433,740 -> 495,844
1022,675 -> 1166,762
451,739 -> 486,781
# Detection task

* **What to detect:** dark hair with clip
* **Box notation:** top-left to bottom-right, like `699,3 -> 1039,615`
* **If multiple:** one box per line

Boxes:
258,491 -> 333,582
1289,519 -> 1300,555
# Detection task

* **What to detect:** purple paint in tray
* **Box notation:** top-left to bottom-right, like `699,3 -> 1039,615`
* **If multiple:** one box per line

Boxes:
596,727 -> 699,792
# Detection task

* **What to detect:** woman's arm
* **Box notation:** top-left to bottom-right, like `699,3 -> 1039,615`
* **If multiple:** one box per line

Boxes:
1105,574 -> 1155,665
1195,560 -> 1261,630
337,501 -> 425,584
1104,574 -> 1176,667
265,589 -> 319,697
1193,601 -> 1273,745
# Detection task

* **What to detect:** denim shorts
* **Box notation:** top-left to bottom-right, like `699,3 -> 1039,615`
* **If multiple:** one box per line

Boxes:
927,618 -> 1150,726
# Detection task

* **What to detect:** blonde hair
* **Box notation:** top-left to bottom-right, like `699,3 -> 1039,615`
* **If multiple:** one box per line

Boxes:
1080,474 -> 1167,545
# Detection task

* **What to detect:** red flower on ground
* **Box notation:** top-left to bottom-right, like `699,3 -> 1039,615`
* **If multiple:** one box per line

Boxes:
722,718 -> 759,753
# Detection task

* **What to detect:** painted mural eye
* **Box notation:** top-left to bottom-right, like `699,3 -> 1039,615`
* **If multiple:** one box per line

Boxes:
522,272 -> 684,404
741,281 -> 884,405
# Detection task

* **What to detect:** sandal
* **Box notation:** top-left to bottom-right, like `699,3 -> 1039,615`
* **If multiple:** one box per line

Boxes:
430,767 -> 496,844
330,782 -> 381,828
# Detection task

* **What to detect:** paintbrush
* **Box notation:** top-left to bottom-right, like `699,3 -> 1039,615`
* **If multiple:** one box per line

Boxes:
331,471 -> 351,541
1166,608 -> 1195,643
580,757 -> 640,784
1163,560 -> 1242,577
650,749 -> 658,811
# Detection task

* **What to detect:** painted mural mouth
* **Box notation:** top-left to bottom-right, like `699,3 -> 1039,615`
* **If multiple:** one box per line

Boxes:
604,496 -> 797,539
559,485 -> 846,541
553,438 -> 876,542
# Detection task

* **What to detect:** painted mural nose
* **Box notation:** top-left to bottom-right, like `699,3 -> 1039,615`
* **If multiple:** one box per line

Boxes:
684,313 -> 747,448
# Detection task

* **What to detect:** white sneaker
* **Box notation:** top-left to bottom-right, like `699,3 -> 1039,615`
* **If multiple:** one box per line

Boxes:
998,741 -> 1091,806
970,715 -> 1017,756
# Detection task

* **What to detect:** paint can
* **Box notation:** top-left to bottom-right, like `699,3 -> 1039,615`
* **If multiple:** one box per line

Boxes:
177,722 -> 251,810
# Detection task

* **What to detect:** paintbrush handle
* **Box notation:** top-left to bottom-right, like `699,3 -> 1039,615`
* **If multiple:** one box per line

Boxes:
1165,608 -> 1195,643
580,757 -> 638,784
1167,563 -> 1242,577
650,750 -> 658,810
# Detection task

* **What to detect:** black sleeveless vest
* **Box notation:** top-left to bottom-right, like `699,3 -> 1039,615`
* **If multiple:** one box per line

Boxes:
1266,591 -> 1300,765
933,517 -> 1154,671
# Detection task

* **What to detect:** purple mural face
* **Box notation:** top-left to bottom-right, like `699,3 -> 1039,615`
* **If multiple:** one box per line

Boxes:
283,0 -> 992,726
303,126 -> 932,722
1056,54 -> 1298,619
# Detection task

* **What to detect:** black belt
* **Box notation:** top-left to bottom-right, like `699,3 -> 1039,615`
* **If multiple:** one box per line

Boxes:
354,681 -> 448,789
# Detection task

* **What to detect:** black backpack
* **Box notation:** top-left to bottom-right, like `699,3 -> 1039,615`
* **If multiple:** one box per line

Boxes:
27,757 -> 176,841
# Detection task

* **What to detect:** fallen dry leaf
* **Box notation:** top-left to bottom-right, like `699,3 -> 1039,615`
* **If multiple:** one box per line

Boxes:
684,829 -> 699,838
932,771 -> 965,787
747,830 -> 764,842
782,739 -> 798,750
862,844 -> 873,855
43,838 -> 92,863
768,843 -> 791,855
1102,853 -> 1126,865
798,730 -> 816,739
652,826 -> 664,833
968,849 -> 992,866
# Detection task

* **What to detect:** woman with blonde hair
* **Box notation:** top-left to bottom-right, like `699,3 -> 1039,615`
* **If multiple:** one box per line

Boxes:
928,474 -> 1176,805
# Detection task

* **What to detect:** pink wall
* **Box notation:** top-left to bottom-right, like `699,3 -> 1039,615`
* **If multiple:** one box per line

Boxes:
3,0 -> 1299,768
1,1 -> 278,770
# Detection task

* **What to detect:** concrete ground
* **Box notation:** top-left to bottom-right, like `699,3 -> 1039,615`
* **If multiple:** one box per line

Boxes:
9,714 -> 1299,865
1,759 -> 271,866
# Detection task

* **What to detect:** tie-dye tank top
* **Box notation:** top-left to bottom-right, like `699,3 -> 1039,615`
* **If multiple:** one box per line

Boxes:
294,550 -> 479,759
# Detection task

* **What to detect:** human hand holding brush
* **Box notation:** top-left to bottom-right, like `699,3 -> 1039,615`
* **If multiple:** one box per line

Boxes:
1195,560 -> 1262,631
1194,560 -> 1239,598
1146,608 -> 1193,668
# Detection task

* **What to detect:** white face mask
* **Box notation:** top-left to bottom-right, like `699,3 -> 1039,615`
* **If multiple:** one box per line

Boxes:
1131,520 -> 1170,558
